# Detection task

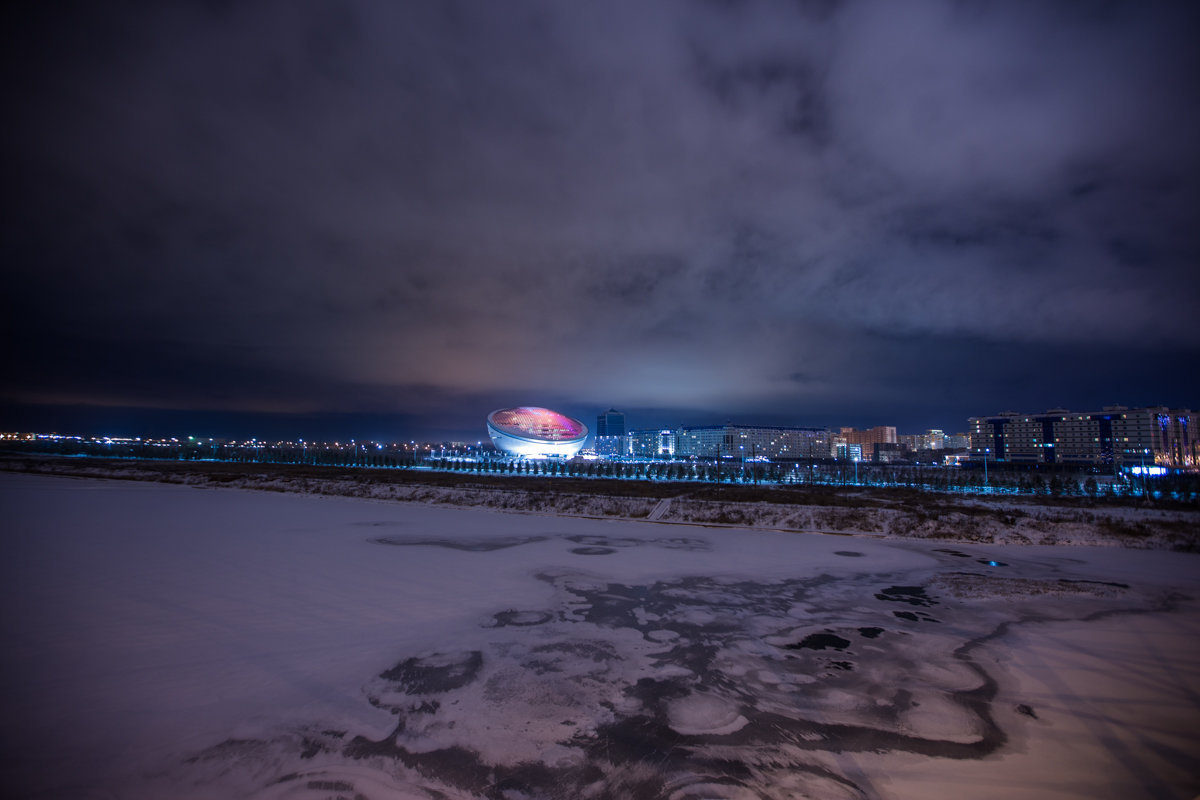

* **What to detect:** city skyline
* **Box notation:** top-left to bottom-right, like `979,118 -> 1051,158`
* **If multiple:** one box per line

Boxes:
4,3 -> 1198,443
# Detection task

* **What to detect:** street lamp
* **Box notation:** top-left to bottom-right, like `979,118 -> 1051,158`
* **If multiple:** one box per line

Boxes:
984,448 -> 989,487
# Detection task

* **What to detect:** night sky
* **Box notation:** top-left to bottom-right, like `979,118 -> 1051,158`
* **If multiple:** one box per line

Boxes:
3,1 -> 1198,442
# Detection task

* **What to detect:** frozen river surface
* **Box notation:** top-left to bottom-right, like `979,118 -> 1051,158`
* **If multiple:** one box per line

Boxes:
2,474 -> 1198,799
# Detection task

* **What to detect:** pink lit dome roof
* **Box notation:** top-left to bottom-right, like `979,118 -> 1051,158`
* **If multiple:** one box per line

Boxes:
487,407 -> 587,442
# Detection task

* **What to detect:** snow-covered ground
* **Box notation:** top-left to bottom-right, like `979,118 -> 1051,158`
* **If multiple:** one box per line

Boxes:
7,459 -> 1198,549
2,474 -> 1197,799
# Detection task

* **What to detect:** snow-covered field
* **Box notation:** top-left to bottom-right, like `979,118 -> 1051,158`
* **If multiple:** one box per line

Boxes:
8,459 -> 1199,549
2,474 -> 1198,799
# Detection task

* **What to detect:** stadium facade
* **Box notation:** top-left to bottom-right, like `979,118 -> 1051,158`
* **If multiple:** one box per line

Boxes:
486,407 -> 589,458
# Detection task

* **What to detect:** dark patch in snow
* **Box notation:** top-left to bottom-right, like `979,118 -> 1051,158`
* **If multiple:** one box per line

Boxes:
787,632 -> 852,651
565,534 -> 711,552
858,627 -> 884,638
298,738 -> 325,759
834,550 -> 865,557
371,536 -> 549,551
306,778 -> 352,791
570,546 -> 617,555
875,586 -> 939,607
519,657 -> 563,675
892,610 -> 940,623
1016,703 -> 1038,719
489,610 -> 553,627
565,534 -> 643,548
934,548 -> 972,558
378,651 -> 483,695
1058,578 -> 1130,589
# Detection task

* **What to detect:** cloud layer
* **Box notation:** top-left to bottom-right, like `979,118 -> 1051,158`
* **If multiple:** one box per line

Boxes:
4,1 -> 1198,435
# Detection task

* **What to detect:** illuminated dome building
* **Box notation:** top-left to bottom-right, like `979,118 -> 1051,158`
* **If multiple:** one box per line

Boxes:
486,407 -> 588,457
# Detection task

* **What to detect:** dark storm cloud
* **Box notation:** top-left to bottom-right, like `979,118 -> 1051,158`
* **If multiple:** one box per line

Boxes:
3,0 -> 1197,436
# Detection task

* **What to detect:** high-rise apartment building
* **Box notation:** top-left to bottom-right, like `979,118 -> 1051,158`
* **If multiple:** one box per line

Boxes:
969,406 -> 1197,467
596,409 -> 626,438
839,426 -> 897,458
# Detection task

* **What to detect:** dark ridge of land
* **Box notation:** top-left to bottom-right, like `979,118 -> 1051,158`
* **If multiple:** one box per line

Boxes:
0,452 -> 1194,510
3,454 -> 1198,551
